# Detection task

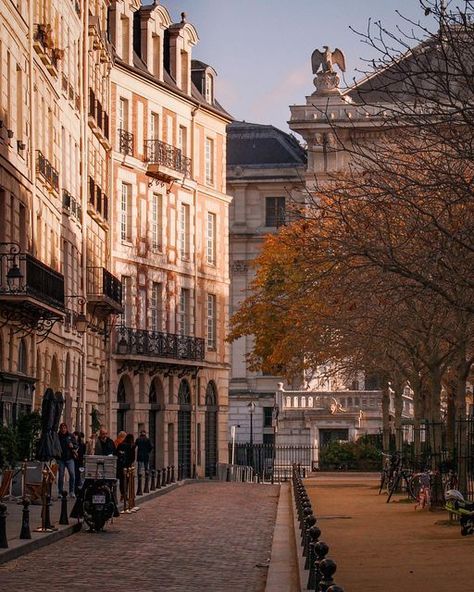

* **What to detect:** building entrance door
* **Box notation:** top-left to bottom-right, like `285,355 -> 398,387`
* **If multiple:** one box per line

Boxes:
205,381 -> 218,478
178,380 -> 192,478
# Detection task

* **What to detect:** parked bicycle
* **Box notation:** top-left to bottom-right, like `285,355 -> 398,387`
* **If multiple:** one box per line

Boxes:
379,452 -> 401,496
386,459 -> 415,503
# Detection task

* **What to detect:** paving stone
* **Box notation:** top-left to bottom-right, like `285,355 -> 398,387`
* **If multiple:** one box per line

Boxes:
0,482 -> 279,592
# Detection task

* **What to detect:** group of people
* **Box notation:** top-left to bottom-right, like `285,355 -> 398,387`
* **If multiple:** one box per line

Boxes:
57,424 -> 153,500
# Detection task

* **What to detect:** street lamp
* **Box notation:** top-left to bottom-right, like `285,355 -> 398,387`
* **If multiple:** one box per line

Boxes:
0,242 -> 24,291
248,401 -> 256,446
64,295 -> 89,334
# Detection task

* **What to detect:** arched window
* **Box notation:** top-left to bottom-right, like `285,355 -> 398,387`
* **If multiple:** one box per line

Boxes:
178,379 -> 191,406
205,381 -> 217,407
117,378 -> 127,403
18,339 -> 27,374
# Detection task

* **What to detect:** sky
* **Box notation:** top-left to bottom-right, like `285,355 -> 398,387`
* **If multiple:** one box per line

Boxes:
145,1 -> 439,133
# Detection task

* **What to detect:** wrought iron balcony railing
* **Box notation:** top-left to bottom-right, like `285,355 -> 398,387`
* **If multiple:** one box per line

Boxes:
0,246 -> 64,311
118,129 -> 134,156
37,151 -> 59,192
62,189 -> 82,222
86,267 -> 122,313
115,327 -> 205,362
144,139 -> 191,177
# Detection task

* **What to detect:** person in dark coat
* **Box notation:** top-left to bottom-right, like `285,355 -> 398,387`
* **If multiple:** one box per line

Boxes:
57,423 -> 77,498
117,433 -> 136,499
94,427 -> 116,456
135,430 -> 153,477
73,431 -> 86,494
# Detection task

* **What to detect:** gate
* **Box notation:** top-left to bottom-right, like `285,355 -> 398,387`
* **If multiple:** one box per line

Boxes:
178,380 -> 191,478
205,382 -> 218,478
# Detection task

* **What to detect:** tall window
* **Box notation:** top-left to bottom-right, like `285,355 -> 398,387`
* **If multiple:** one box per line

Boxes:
205,72 -> 213,103
150,112 -> 159,141
178,288 -> 190,336
179,203 -> 190,260
205,137 -> 214,185
121,183 -> 132,241
150,282 -> 163,332
207,294 -> 216,350
138,287 -> 147,330
206,212 -> 216,265
178,125 -> 187,156
265,196 -> 286,227
151,193 -> 163,251
118,97 -> 128,131
122,276 -> 132,327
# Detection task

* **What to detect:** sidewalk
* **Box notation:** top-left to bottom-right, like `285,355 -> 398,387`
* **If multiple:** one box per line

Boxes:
0,478 -> 188,565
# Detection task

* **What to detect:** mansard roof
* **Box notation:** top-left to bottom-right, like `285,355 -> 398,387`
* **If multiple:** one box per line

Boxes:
227,121 -> 307,167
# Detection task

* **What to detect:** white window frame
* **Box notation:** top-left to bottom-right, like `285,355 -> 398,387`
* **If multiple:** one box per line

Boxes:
178,288 -> 190,336
206,212 -> 216,265
121,183 -> 132,242
205,137 -> 214,186
151,193 -> 163,251
179,202 -> 190,260
207,293 -> 216,350
150,282 -> 163,333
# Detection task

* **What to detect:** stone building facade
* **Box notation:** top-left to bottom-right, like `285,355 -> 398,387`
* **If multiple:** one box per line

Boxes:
108,1 -> 231,477
227,121 -> 306,444
0,0 -> 231,479
0,0 -> 119,431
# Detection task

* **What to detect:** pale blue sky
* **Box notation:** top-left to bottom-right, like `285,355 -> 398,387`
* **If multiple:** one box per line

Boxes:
145,1 -> 438,132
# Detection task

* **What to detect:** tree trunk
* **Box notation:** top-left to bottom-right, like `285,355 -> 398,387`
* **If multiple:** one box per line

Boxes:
382,383 -> 391,453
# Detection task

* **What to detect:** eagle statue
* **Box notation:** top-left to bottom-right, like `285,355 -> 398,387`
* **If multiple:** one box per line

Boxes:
311,46 -> 346,75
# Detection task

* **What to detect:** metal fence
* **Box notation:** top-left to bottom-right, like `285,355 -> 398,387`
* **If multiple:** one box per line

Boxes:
391,419 -> 474,498
229,444 -> 317,483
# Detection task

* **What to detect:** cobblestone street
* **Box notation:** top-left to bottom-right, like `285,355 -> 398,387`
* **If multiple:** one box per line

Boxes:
0,482 -> 279,592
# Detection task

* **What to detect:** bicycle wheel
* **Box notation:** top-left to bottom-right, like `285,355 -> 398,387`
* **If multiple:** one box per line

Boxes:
378,471 -> 386,495
407,474 -> 421,501
386,471 -> 400,503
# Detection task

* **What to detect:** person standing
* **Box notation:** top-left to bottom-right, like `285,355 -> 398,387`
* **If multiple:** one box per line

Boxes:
94,427 -> 116,456
57,423 -> 77,498
73,431 -> 86,494
117,433 -> 136,499
135,430 -> 153,477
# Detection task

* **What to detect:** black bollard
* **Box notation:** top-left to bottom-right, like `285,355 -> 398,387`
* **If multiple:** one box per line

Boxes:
0,503 -> 8,548
311,541 -> 329,592
305,525 -> 321,570
19,497 -> 32,539
59,491 -> 69,525
318,558 -> 337,592
162,468 -> 167,487
43,491 -> 55,530
136,470 -> 143,496
150,469 -> 156,491
156,469 -> 162,489
302,514 -> 317,552
171,465 -> 175,483
144,470 -> 150,494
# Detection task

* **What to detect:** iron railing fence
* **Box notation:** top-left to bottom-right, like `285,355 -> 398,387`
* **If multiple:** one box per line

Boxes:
229,444 -> 317,483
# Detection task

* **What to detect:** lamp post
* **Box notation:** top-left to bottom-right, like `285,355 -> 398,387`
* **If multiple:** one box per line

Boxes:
0,242 -> 24,292
248,401 -> 256,446
247,401 -> 256,471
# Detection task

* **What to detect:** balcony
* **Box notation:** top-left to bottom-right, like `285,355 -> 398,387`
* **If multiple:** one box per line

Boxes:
118,129 -> 134,156
144,139 -> 191,183
37,151 -> 59,193
62,189 -> 82,223
33,25 -> 61,75
88,90 -> 110,147
115,327 -> 205,362
0,245 -> 65,324
88,177 -> 108,222
86,267 -> 122,315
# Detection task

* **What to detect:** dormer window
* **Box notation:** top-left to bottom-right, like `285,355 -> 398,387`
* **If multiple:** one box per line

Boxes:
205,72 -> 213,104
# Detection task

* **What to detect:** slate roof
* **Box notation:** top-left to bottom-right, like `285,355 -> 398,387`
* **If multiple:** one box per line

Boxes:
227,121 -> 307,167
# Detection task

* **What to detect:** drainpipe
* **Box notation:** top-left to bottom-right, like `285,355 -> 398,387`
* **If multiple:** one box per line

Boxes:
80,0 -> 90,433
191,103 -> 200,475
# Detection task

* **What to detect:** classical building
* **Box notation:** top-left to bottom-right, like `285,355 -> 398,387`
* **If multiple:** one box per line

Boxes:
227,121 -> 306,444
0,1 -> 230,480
0,0 -> 120,430
108,1 -> 232,477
